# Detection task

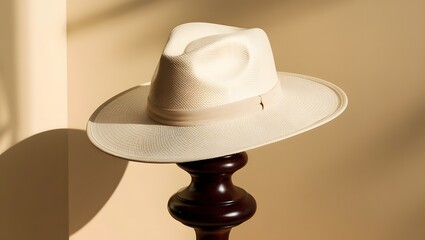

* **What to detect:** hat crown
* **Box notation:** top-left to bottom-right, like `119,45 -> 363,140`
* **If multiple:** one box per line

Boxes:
148,23 -> 279,110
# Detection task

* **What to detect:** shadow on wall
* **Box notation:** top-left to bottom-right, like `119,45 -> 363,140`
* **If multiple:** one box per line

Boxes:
0,0 -> 18,154
67,0 -> 156,33
0,129 -> 128,239
68,129 -> 128,235
67,0 -> 344,34
0,130 -> 68,240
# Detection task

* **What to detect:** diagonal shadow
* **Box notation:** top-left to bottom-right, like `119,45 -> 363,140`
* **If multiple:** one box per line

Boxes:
67,0 -> 156,33
0,0 -> 18,154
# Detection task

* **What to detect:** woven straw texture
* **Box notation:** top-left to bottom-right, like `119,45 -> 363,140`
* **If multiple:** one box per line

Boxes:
87,72 -> 347,163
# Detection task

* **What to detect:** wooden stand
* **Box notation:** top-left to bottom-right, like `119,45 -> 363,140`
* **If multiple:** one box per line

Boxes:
168,152 -> 256,240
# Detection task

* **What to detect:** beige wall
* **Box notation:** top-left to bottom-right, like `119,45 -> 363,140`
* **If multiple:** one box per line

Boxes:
1,0 -> 424,239
67,0 -> 425,240
0,0 -> 68,239
0,0 -> 68,153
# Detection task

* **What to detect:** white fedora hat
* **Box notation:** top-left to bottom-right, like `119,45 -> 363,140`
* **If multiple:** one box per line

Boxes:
87,22 -> 348,163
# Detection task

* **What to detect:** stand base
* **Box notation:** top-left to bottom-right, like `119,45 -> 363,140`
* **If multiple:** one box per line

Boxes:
168,152 -> 256,240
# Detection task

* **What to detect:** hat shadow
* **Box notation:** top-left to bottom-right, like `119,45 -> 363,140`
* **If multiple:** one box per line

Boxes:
68,129 -> 129,235
0,129 -> 128,239
0,129 -> 69,240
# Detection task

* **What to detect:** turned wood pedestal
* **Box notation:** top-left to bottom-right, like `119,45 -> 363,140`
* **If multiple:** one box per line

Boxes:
168,152 -> 256,240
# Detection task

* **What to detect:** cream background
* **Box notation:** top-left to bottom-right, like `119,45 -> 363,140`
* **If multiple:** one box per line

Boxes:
67,0 -> 425,240
1,0 -> 424,239
0,1 -> 68,239
0,0 -> 67,153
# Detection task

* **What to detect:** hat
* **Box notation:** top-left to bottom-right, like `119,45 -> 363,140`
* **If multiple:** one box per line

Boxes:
87,22 -> 348,163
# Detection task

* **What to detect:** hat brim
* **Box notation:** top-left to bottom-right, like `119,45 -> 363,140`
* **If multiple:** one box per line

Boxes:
87,72 -> 347,163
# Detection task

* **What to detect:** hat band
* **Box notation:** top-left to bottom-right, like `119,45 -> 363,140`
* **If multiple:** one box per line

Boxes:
147,82 -> 283,126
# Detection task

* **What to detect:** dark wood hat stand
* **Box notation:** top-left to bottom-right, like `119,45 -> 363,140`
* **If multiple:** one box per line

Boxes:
168,152 -> 256,240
